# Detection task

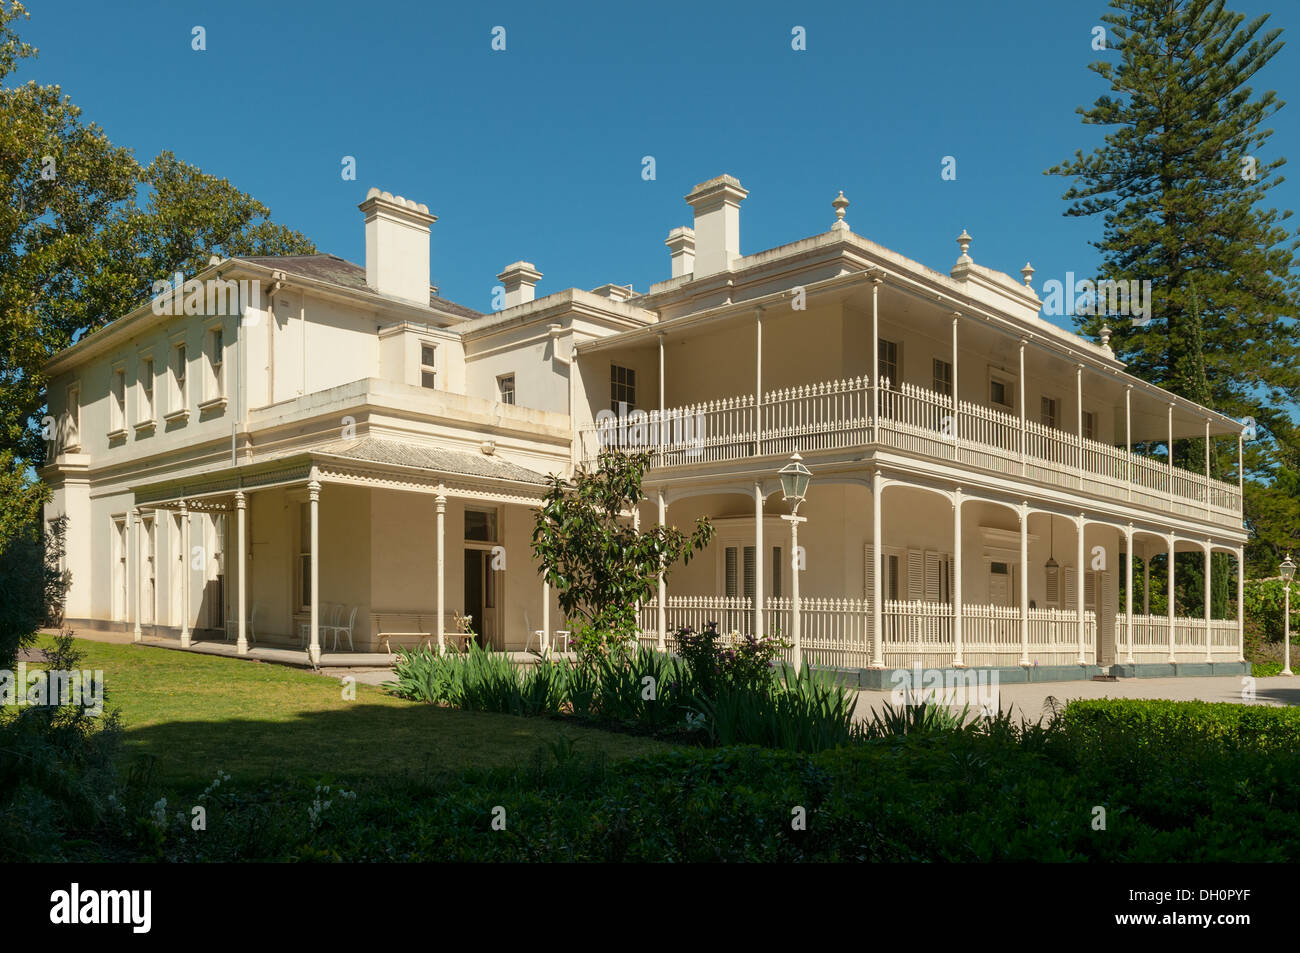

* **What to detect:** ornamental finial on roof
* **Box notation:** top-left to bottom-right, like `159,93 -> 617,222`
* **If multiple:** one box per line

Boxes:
831,191 -> 850,232
956,229 -> 973,264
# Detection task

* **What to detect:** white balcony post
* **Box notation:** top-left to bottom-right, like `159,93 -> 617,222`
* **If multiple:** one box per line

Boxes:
235,491 -> 248,655
1125,385 -> 1133,502
871,279 -> 881,436
1236,547 -> 1245,663
1075,364 -> 1084,471
131,508 -> 142,643
1018,341 -> 1027,474
753,482 -> 764,638
179,500 -> 191,648
1076,513 -> 1087,665
952,488 -> 963,667
435,491 -> 446,654
1166,534 -> 1176,664
657,489 -> 667,651
1204,540 -> 1213,663
308,480 -> 321,665
1124,524 -> 1135,664
658,332 -> 666,421
1237,430 -> 1244,505
1019,503 -> 1030,666
950,312 -> 960,455
870,468 -> 884,668
755,308 -> 763,455
1167,403 -> 1175,492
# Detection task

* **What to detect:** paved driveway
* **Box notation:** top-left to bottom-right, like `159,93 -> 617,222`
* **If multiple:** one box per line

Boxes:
851,675 -> 1299,722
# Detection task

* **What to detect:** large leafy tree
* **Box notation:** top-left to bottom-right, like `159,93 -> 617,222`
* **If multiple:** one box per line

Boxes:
532,450 -> 714,659
0,1 -> 315,506
1048,0 -> 1300,597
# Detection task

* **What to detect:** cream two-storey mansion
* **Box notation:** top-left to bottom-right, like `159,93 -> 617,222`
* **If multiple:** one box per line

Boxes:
42,176 -> 1249,683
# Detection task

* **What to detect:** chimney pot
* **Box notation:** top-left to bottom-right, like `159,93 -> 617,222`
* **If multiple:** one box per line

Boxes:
684,175 -> 747,278
358,188 -> 437,305
497,261 -> 543,308
664,227 -> 696,279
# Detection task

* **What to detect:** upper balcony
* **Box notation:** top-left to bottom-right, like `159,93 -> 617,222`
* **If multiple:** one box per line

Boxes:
577,374 -> 1242,529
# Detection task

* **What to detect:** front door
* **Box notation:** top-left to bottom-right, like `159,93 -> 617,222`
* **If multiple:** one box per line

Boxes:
463,549 -> 499,649
1089,570 -> 1115,666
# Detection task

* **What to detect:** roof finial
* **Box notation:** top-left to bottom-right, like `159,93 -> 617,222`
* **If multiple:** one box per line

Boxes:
1021,262 -> 1035,287
1099,323 -> 1113,351
831,190 -> 850,232
956,229 -> 972,264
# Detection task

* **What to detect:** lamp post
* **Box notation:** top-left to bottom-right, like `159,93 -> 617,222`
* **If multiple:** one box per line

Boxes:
1281,553 -> 1295,677
779,453 -> 812,674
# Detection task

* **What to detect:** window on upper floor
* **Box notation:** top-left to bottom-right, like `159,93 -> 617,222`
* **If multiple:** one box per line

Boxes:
1083,410 -> 1098,441
110,367 -> 126,435
1041,396 -> 1059,429
207,327 -> 225,400
611,363 -> 635,412
421,343 -> 437,389
138,357 -> 155,423
932,358 -> 953,397
989,373 -> 1014,412
497,374 -> 515,405
878,339 -> 899,387
171,343 -> 188,413
64,382 -> 80,451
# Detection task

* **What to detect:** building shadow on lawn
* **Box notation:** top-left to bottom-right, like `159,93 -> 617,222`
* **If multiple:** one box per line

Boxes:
117,702 -> 667,793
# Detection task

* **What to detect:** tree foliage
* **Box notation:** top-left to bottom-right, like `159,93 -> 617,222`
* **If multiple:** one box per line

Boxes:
0,1 -> 315,479
1048,0 -> 1300,580
531,449 -> 714,658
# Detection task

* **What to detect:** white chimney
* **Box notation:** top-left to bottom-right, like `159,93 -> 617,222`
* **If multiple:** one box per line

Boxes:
592,283 -> 635,302
664,227 -> 695,278
497,261 -> 542,307
684,175 -> 747,277
358,188 -> 437,305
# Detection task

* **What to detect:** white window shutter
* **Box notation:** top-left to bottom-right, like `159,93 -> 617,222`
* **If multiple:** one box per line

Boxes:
743,546 -> 756,600
907,549 -> 924,601
1084,571 -> 1097,609
924,551 -> 941,602
863,543 -> 874,600
1064,567 -> 1078,609
725,547 -> 738,598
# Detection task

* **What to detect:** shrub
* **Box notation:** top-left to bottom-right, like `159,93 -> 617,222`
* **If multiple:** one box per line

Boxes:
1057,698 -> 1300,750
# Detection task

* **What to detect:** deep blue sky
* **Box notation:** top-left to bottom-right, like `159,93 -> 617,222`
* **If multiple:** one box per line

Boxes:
16,0 -> 1300,329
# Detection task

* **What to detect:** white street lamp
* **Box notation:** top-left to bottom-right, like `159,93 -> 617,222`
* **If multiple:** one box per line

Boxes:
779,453 -> 812,674
1281,553 -> 1295,677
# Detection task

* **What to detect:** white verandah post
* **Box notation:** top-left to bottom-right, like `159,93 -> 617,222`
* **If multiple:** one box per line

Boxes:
308,480 -> 321,665
753,482 -> 764,639
435,490 -> 446,653
131,507 -> 142,643
1019,503 -> 1030,666
1167,534 -> 1177,664
180,500 -> 192,648
1204,540 -> 1214,663
1076,513 -> 1087,666
952,488 -> 963,667
870,468 -> 884,668
236,490 -> 248,655
1124,524 -> 1135,665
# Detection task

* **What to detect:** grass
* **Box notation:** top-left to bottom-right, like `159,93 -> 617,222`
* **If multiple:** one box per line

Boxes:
26,634 -> 668,792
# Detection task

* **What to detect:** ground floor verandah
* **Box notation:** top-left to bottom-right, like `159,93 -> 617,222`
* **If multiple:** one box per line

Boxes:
631,460 -> 1248,675
102,448 -> 570,666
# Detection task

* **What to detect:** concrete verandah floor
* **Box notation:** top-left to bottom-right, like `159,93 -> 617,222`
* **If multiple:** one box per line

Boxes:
41,626 -> 572,669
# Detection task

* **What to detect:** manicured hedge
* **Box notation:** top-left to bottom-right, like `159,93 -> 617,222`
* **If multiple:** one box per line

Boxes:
1058,698 -> 1300,749
36,701 -> 1300,862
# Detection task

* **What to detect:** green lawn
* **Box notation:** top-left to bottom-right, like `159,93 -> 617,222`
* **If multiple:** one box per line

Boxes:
30,635 -> 667,791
